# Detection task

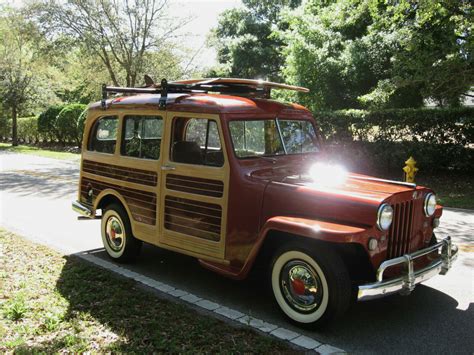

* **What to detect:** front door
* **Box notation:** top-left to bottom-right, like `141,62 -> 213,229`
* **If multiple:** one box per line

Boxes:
159,112 -> 229,260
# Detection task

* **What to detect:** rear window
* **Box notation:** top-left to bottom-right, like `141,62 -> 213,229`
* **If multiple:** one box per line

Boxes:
88,116 -> 118,154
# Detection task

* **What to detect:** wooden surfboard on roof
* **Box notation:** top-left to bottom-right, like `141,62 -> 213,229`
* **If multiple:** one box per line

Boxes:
170,78 -> 310,93
102,76 -> 309,109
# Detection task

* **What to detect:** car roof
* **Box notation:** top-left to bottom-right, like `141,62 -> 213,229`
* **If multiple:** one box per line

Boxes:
88,93 -> 313,118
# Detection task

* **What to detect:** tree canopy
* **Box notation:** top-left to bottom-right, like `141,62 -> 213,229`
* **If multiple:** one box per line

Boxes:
33,0 -> 189,87
208,0 -> 301,81
0,8 -> 53,145
210,0 -> 473,110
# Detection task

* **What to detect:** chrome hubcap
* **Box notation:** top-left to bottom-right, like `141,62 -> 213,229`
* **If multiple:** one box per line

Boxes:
105,216 -> 124,252
280,260 -> 323,313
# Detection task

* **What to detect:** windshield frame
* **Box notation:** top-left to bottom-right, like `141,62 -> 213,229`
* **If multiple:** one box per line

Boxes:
227,117 -> 321,160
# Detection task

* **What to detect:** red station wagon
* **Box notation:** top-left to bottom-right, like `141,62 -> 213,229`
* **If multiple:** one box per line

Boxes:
73,78 -> 458,326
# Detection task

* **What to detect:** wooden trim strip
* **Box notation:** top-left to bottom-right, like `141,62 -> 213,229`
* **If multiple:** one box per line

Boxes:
164,213 -> 221,229
81,180 -> 156,202
165,205 -> 222,221
166,174 -> 223,197
164,195 -> 222,241
164,196 -> 222,212
166,183 -> 223,197
167,174 -> 224,187
81,177 -> 157,226
164,221 -> 220,241
83,159 -> 157,186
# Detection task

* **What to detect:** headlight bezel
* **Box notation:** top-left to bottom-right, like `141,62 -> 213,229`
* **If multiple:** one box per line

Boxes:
377,203 -> 393,231
424,193 -> 437,217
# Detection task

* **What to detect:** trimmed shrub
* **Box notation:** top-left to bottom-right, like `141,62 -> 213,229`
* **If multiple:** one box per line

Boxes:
0,116 -> 12,141
77,108 -> 88,144
313,107 -> 474,145
38,105 -> 66,143
18,116 -> 41,144
314,108 -> 474,174
56,104 -> 87,146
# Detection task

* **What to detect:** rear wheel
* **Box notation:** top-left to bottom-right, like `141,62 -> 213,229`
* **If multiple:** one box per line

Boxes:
270,243 -> 351,326
101,203 -> 142,262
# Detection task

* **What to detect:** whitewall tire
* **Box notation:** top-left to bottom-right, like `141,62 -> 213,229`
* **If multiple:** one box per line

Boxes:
270,243 -> 351,326
101,204 -> 142,262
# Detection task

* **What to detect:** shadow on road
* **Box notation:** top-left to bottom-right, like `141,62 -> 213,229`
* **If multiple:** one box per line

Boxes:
0,170 -> 78,199
56,243 -> 474,353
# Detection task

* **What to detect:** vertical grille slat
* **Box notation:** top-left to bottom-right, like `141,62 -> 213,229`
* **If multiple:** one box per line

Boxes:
395,203 -> 403,257
387,200 -> 415,259
398,202 -> 408,256
404,201 -> 414,254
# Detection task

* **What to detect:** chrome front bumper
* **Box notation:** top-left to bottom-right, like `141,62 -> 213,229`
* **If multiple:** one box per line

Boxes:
358,236 -> 458,301
72,200 -> 93,218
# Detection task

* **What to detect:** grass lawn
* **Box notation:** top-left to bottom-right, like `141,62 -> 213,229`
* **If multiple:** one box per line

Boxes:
0,143 -> 79,160
415,173 -> 473,210
0,229 -> 294,353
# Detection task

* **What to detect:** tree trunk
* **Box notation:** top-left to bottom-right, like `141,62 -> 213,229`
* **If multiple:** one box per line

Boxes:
12,105 -> 18,147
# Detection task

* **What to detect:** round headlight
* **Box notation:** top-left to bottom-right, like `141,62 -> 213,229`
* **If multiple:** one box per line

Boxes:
424,193 -> 437,217
377,204 -> 393,231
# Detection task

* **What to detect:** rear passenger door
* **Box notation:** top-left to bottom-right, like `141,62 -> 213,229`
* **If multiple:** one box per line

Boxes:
159,113 -> 229,261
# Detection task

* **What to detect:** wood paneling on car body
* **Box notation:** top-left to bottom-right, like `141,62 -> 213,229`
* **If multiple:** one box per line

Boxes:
83,159 -> 157,186
164,195 -> 222,241
166,174 -> 224,197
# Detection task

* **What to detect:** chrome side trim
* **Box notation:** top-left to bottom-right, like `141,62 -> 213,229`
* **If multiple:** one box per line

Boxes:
351,175 -> 417,188
358,236 -> 458,301
72,200 -> 93,218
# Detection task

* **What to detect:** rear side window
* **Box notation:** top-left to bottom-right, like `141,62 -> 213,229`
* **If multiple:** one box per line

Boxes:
88,116 -> 118,154
121,115 -> 163,160
171,117 -> 224,167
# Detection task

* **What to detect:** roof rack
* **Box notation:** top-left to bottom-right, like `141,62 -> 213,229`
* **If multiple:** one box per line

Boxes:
101,77 -> 309,110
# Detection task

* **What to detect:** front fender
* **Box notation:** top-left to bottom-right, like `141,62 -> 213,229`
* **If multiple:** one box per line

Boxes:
259,216 -> 368,243
200,216 -> 371,280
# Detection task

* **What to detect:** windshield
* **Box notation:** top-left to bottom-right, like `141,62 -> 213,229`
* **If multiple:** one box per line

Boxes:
229,119 -> 320,158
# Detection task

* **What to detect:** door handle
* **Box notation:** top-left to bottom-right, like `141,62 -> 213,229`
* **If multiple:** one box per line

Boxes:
161,165 -> 176,171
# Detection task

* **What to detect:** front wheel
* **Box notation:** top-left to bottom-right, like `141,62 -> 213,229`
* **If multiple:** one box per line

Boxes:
270,243 -> 351,326
101,203 -> 142,262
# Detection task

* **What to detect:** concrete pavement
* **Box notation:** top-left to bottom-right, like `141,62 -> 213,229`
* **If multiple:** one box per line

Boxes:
1,151 -> 473,353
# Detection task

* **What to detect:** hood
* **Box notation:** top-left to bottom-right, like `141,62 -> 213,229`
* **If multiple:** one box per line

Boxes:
255,164 -> 418,228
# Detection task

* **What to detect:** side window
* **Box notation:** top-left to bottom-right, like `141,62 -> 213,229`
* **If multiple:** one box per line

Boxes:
88,116 -> 118,154
121,115 -> 163,160
171,117 -> 224,167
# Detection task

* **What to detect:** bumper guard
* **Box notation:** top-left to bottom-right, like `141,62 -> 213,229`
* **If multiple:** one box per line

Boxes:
72,200 -> 93,218
358,236 -> 458,301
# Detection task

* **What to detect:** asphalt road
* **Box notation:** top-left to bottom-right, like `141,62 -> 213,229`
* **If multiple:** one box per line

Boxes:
1,151 -> 473,353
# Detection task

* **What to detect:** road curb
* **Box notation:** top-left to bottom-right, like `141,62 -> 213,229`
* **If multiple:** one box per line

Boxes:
77,251 -> 346,354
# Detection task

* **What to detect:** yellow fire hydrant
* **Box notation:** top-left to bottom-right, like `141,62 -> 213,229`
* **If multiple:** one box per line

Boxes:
403,156 -> 418,183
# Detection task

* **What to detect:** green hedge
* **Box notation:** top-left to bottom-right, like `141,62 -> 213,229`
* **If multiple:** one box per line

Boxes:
315,108 -> 474,174
17,116 -> 42,144
0,116 -> 12,140
56,104 -> 87,146
1,103 -> 88,146
38,105 -> 66,143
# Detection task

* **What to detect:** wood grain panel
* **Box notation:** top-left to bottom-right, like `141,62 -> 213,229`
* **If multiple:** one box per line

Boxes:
81,177 -> 157,225
164,195 -> 222,241
166,174 -> 223,197
83,160 -> 158,186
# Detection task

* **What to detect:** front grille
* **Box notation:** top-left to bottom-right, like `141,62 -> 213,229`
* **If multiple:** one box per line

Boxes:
387,201 -> 414,258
